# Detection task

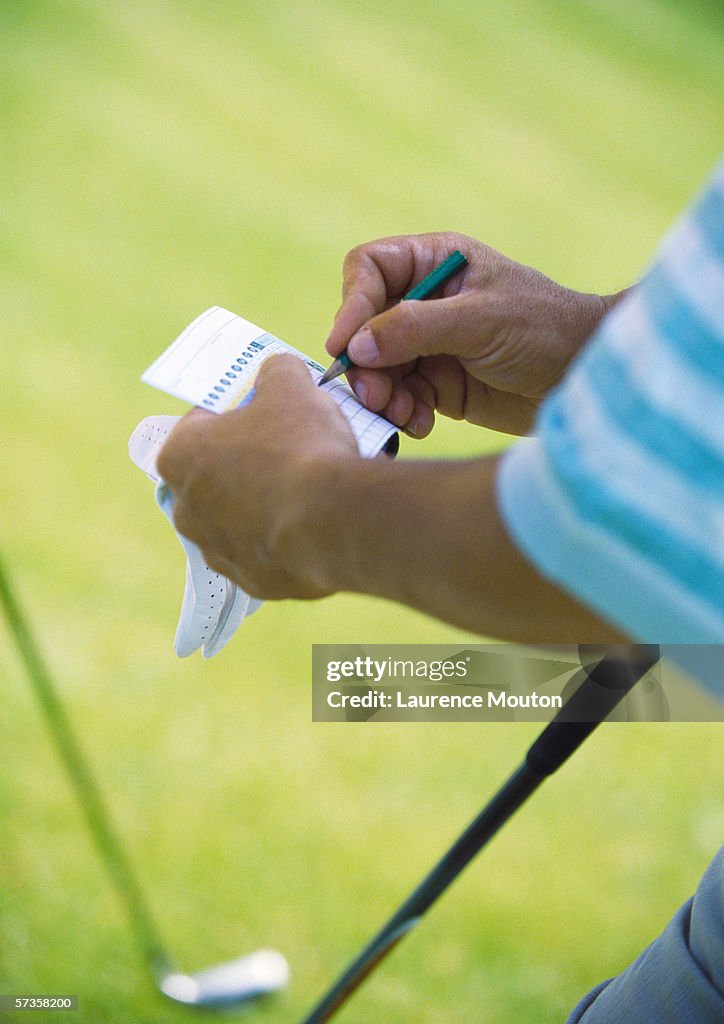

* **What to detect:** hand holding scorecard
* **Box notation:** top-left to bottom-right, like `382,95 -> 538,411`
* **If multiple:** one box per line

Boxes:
141,306 -> 399,456
130,307 -> 398,658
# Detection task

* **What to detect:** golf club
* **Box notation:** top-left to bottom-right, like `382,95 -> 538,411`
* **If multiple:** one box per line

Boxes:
0,555 -> 289,1008
298,644 -> 660,1023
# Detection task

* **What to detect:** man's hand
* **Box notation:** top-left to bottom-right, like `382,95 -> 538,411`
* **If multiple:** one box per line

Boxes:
156,355 -> 359,600
155,353 -> 623,641
327,231 -> 625,436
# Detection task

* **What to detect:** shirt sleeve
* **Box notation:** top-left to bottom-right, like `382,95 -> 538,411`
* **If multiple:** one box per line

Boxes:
497,160 -> 724,666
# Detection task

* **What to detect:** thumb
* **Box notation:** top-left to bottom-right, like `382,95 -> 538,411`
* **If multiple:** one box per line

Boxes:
346,294 -> 482,369
254,352 -> 312,394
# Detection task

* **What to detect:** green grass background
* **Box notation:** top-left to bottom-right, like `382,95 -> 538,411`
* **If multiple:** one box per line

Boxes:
1,1 -> 722,1021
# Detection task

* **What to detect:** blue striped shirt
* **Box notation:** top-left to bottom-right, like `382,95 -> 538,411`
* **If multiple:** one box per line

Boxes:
498,160 -> 724,691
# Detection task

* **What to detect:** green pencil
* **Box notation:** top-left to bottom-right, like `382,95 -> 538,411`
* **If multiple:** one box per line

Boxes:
318,249 -> 468,386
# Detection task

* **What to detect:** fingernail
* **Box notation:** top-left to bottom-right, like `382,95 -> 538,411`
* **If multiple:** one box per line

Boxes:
348,326 -> 379,365
352,380 -> 368,405
406,412 -> 427,438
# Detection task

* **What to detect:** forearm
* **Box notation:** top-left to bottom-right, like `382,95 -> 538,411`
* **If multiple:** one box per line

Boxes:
158,354 -> 631,642
302,454 -> 628,643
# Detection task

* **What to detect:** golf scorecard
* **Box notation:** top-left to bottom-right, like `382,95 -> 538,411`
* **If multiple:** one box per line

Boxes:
141,306 -> 399,458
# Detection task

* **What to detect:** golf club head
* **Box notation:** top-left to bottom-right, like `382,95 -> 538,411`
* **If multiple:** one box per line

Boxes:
158,948 -> 289,1008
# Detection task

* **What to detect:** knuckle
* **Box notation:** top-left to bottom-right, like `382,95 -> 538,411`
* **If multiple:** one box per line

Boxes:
156,437 -> 181,483
171,501 -> 197,542
343,242 -> 371,270
204,549 -> 233,580
342,242 -> 384,294
341,245 -> 364,283
156,411 -> 214,484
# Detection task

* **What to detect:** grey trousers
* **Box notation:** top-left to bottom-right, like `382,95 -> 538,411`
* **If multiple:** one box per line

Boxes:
567,846 -> 723,1022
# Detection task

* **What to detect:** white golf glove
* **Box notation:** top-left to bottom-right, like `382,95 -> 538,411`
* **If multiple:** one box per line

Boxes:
129,415 -> 261,659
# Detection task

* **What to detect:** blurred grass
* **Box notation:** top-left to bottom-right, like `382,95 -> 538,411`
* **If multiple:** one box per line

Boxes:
1,1 -> 722,1022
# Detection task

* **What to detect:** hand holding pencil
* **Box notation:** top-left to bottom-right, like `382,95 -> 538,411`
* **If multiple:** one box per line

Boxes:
318,249 -> 468,385
323,231 -> 614,437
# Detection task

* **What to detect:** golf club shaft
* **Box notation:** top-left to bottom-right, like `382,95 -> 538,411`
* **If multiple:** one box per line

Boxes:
299,761 -> 542,1024
0,556 -> 172,977
300,649 -> 657,1024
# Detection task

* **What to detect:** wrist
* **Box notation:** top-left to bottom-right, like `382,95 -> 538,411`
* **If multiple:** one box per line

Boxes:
569,289 -> 612,346
284,452 -> 407,599
559,286 -> 634,367
277,451 -> 366,595
600,285 -> 635,315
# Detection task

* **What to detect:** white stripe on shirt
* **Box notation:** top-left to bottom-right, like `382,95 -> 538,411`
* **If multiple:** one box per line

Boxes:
600,291 -> 724,456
